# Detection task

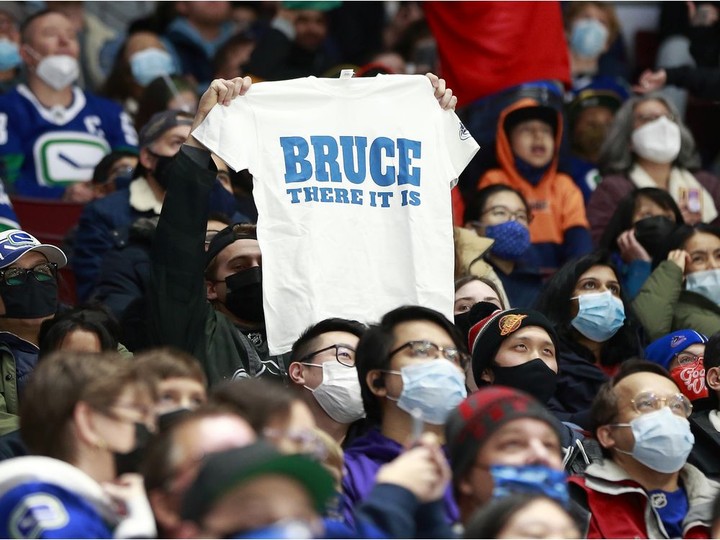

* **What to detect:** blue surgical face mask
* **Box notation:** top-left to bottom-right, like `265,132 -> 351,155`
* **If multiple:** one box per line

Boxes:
611,407 -> 694,473
570,18 -> 609,59
130,47 -> 176,86
484,220 -> 531,261
571,290 -> 625,342
490,464 -> 569,506
0,38 -> 20,71
386,359 -> 467,425
685,268 -> 720,305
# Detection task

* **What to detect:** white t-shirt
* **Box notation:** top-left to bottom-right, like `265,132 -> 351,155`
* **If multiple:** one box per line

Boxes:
193,75 -> 479,354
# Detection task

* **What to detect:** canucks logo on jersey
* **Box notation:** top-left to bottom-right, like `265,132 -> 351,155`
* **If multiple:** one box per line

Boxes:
0,85 -> 138,199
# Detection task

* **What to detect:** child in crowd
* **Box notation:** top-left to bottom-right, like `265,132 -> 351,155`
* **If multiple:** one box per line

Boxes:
477,98 -> 592,275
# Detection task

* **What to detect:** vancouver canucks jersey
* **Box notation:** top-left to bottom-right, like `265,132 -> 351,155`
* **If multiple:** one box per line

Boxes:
0,84 -> 138,199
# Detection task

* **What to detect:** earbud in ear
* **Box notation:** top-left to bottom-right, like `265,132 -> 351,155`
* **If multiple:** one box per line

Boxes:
372,377 -> 385,388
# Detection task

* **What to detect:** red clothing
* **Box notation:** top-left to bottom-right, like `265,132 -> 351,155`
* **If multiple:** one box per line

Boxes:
570,460 -> 716,539
423,2 -> 571,108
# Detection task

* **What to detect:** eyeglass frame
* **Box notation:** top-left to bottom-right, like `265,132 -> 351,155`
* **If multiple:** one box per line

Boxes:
476,205 -> 533,225
389,340 -> 470,368
673,352 -> 704,367
0,262 -> 58,287
298,343 -> 356,367
629,390 -> 693,419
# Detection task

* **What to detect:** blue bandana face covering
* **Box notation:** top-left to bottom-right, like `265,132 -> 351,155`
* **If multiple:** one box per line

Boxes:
484,220 -> 531,261
489,464 -> 569,506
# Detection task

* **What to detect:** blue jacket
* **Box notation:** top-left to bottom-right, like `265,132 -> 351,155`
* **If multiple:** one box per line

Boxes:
341,428 -> 459,528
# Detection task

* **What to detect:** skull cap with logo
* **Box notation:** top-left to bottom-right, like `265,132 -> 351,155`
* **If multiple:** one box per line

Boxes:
0,230 -> 67,269
468,308 -> 558,386
644,329 -> 708,371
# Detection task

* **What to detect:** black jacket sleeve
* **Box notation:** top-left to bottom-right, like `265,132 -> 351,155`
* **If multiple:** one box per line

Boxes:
665,65 -> 720,101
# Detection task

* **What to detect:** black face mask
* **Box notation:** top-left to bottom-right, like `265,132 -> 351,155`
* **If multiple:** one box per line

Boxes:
151,153 -> 176,190
113,423 -> 152,476
634,216 -> 678,262
0,278 -> 58,319
224,267 -> 264,325
454,301 -> 502,339
492,358 -> 558,404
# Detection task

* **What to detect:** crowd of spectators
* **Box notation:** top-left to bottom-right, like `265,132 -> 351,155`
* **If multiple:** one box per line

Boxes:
0,1 -> 719,539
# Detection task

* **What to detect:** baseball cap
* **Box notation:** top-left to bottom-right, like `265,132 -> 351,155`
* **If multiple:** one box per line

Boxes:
504,105 -> 558,137
468,309 -> 558,386
445,386 -> 561,478
205,223 -> 257,268
138,110 -> 194,149
0,230 -> 67,269
644,329 -> 708,370
180,442 -> 335,524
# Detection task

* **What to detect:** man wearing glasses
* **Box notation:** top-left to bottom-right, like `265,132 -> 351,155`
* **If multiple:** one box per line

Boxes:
0,229 -> 66,433
341,305 -> 468,527
287,318 -> 366,445
570,360 -> 719,538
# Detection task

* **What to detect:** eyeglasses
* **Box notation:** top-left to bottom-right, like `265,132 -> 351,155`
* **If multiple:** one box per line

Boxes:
299,344 -> 356,367
0,262 -> 57,287
263,427 -> 328,461
674,353 -> 703,366
479,205 -> 532,225
631,391 -> 693,418
390,340 -> 469,367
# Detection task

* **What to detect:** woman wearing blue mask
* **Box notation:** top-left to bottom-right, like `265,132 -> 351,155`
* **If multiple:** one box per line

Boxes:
463,185 -> 543,308
634,223 -> 720,341
535,251 -> 645,429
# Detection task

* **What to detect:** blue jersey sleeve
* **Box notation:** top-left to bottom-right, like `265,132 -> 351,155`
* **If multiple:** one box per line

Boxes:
0,482 -> 114,539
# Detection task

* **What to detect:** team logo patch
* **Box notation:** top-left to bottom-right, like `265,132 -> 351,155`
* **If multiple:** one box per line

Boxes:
34,131 -> 110,186
459,122 -> 471,141
498,314 -> 527,336
670,335 -> 687,349
9,493 -> 69,538
650,492 -> 667,509
0,231 -> 37,261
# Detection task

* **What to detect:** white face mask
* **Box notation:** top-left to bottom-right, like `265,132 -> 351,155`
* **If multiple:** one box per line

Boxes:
304,361 -> 366,424
631,116 -> 681,164
686,268 -> 720,305
34,54 -> 79,90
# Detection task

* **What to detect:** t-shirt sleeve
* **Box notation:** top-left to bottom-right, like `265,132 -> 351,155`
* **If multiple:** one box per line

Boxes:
437,109 -> 480,187
191,99 -> 258,173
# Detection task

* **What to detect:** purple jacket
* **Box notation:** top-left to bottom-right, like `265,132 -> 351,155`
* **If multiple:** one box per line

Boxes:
340,428 -> 459,527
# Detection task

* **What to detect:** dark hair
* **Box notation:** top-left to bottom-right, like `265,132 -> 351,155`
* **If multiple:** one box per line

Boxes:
598,188 -> 683,253
463,184 -> 530,226
209,378 -> 298,433
92,150 -> 138,185
667,223 -> 720,254
356,305 -> 466,423
291,318 -> 367,363
590,358 -> 673,431
38,305 -> 121,359
534,251 -> 641,367
705,332 -> 720,371
712,490 -> 720,532
135,75 -> 198,133
464,493 -> 572,539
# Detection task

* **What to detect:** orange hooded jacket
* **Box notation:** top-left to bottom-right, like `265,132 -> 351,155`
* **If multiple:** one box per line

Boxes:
476,98 -> 589,247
